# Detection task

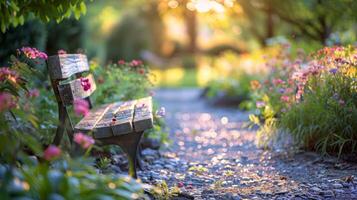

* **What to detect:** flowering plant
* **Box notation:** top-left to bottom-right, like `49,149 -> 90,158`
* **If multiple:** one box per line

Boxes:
0,48 -> 147,199
250,45 -> 357,156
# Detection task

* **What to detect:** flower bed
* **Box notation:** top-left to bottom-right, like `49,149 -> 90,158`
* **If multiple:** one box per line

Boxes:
0,48 -> 170,199
250,45 -> 357,156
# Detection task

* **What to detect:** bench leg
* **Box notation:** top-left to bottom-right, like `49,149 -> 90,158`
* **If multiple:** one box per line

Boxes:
53,104 -> 66,145
136,145 -> 144,170
101,131 -> 144,178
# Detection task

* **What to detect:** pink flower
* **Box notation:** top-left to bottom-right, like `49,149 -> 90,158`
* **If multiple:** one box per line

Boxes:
26,89 -> 40,98
38,52 -> 48,60
280,95 -> 290,103
118,60 -> 126,65
0,92 -> 16,112
74,99 -> 89,117
256,101 -> 266,108
58,49 -> 67,55
74,132 -> 95,149
0,67 -> 19,83
339,99 -> 345,106
177,182 -> 184,188
272,78 -> 285,85
20,47 -> 47,60
80,78 -> 91,91
130,59 -> 143,67
285,88 -> 294,94
43,145 -> 61,161
138,68 -> 145,75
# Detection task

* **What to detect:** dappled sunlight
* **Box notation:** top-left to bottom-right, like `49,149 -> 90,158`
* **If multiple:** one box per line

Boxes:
1,0 -> 356,199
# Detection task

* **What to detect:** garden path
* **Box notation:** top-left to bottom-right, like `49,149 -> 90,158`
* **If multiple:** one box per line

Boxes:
138,88 -> 357,200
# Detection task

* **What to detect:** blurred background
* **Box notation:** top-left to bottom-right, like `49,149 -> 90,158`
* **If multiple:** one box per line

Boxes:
1,0 -> 356,87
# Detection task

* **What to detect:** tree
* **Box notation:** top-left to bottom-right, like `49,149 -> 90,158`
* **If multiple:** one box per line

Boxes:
234,0 -> 278,47
268,0 -> 357,45
0,0 -> 87,32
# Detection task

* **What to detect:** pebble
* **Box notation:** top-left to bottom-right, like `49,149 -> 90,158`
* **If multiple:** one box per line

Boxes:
332,183 -> 343,189
108,89 -> 357,199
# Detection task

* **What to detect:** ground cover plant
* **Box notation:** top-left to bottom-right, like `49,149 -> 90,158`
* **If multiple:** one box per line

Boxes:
250,44 -> 357,156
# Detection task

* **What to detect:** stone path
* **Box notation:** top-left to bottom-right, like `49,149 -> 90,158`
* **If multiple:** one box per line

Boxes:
138,88 -> 357,200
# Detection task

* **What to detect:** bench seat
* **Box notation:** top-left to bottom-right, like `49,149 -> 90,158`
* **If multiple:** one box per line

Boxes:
75,97 -> 153,139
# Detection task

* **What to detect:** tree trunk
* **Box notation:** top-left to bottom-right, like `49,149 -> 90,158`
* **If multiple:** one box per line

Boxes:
184,8 -> 197,54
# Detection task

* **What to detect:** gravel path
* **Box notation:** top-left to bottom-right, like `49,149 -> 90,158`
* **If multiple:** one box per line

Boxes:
139,88 -> 357,200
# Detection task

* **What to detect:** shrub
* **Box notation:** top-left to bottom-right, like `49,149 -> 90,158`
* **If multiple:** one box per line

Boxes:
250,45 -> 357,156
204,72 -> 258,108
92,59 -> 170,146
0,49 -> 147,199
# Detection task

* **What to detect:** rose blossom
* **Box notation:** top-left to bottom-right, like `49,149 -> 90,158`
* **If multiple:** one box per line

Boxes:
74,132 -> 95,149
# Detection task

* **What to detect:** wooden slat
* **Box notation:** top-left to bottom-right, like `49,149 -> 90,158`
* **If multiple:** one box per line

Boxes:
74,104 -> 111,132
93,102 -> 124,138
111,100 -> 136,135
47,54 -> 89,79
133,97 -> 153,132
58,74 -> 96,106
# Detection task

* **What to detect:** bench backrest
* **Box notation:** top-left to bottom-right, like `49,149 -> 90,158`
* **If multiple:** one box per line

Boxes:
47,54 -> 96,106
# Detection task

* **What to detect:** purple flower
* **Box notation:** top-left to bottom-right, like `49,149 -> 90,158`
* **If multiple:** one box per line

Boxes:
329,68 -> 338,75
155,107 -> 166,118
279,88 -> 285,94
256,101 -> 266,108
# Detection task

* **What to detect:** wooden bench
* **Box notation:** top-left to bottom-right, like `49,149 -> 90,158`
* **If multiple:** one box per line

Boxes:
47,54 -> 153,178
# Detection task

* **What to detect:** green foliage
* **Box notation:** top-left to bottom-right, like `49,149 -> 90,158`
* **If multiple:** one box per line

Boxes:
106,13 -> 151,62
250,45 -> 357,156
91,61 -> 153,104
205,72 -> 258,108
0,161 -> 146,200
91,60 -> 170,145
280,46 -> 357,156
0,20 -> 47,65
0,0 -> 87,33
0,51 -> 151,199
150,181 -> 180,200
268,0 -> 357,44
45,18 -> 85,55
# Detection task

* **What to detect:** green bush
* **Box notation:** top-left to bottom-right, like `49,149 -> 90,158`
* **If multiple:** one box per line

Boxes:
280,46 -> 357,155
250,45 -> 357,156
0,20 -> 47,65
205,72 -> 259,108
45,18 -> 85,55
92,60 -> 169,146
0,50 -> 150,199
